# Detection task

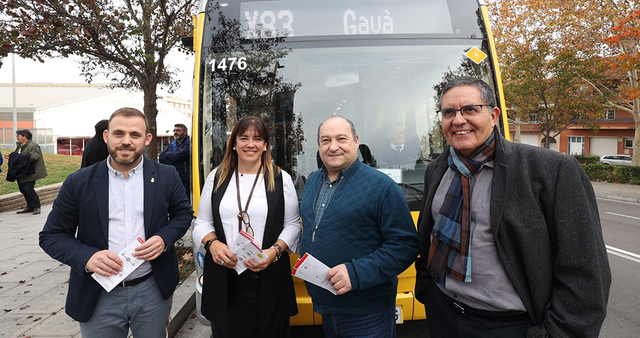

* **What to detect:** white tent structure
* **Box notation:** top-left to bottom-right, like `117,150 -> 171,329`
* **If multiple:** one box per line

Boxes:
34,88 -> 190,138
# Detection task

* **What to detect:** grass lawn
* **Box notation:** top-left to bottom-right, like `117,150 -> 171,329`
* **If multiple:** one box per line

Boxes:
0,148 -> 82,195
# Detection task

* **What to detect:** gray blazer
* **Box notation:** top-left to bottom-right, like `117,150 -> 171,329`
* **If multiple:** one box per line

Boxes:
415,129 -> 611,338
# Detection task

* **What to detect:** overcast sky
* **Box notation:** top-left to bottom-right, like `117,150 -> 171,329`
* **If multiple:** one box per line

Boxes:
0,52 -> 195,99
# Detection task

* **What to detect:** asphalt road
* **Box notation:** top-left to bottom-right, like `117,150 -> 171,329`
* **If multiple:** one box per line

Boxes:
175,197 -> 640,338
598,197 -> 640,338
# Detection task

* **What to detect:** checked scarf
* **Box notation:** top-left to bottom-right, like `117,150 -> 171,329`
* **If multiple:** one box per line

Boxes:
427,133 -> 496,286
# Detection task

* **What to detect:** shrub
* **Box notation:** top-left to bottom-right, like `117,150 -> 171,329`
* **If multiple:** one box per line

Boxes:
582,164 -> 640,184
612,166 -> 640,185
574,154 -> 600,164
582,164 -> 615,182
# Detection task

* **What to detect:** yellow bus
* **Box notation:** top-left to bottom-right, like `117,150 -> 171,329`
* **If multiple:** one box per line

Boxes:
187,0 -> 510,326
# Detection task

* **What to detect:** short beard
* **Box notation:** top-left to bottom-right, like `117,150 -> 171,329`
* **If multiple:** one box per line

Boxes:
108,146 -> 144,165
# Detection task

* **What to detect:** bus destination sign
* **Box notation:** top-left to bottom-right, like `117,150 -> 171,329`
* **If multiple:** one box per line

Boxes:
239,0 -> 453,39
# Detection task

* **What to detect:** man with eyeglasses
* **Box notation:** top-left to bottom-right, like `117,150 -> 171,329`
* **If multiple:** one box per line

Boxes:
159,123 -> 191,200
414,76 -> 610,337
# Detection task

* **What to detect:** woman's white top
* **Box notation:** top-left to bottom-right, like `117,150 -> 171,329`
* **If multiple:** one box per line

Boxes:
192,168 -> 301,254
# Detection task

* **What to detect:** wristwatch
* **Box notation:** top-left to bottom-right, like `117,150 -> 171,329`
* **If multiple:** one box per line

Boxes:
204,238 -> 219,252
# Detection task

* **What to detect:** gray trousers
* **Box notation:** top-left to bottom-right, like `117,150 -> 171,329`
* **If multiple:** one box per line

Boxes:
79,276 -> 172,338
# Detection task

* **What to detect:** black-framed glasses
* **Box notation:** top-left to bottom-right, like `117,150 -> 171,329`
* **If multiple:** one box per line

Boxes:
437,104 -> 491,122
237,211 -> 254,236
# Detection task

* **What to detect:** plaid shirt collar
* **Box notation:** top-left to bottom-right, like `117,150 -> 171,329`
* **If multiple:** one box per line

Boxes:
321,161 -> 356,184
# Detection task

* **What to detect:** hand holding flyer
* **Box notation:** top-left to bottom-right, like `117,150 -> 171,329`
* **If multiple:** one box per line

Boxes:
292,253 -> 337,295
231,230 -> 268,274
92,237 -> 146,292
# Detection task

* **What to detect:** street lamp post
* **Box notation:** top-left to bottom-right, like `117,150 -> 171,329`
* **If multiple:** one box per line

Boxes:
12,53 -> 18,144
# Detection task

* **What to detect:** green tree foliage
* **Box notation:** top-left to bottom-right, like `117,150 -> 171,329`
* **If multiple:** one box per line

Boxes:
0,0 -> 196,160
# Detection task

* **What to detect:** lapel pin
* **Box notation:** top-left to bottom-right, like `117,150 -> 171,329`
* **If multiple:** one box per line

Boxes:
151,178 -> 155,183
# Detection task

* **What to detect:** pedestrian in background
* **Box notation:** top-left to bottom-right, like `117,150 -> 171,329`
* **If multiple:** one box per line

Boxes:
40,107 -> 193,337
81,119 -> 109,168
159,123 -> 191,200
415,76 -> 611,337
4,129 -> 47,215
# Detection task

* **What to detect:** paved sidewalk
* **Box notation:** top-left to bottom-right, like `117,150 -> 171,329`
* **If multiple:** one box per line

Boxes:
591,181 -> 640,203
0,181 -> 637,338
0,204 -> 195,338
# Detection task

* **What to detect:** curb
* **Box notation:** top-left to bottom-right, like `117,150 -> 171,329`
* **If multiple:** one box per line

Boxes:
594,193 -> 640,204
0,182 -> 62,212
169,271 -> 197,337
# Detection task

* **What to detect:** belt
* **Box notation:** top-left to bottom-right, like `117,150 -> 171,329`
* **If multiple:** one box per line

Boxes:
117,272 -> 153,288
441,291 -> 530,321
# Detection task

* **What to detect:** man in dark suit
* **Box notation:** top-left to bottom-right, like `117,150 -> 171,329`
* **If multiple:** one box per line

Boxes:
415,77 -> 611,337
81,119 -> 109,168
375,123 -> 420,169
40,107 -> 192,337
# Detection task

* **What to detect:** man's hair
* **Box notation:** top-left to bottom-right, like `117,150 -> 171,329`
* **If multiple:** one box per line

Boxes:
17,129 -> 33,140
108,108 -> 149,134
94,119 -> 109,135
438,76 -> 496,109
174,123 -> 188,132
317,114 -> 357,145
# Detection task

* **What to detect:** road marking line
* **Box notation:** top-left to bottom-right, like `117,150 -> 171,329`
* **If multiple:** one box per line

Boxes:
605,212 -> 640,221
606,245 -> 640,264
596,197 -> 640,205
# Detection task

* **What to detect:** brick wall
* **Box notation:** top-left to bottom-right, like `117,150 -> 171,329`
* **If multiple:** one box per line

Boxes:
0,183 -> 62,213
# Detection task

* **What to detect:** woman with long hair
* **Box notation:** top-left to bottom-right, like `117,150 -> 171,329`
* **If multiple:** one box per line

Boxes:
192,115 -> 300,337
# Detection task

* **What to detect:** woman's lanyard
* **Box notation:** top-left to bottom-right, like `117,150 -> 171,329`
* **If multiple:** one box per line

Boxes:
235,163 -> 263,236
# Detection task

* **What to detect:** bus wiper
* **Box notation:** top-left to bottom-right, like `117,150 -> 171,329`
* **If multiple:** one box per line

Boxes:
399,183 -> 424,196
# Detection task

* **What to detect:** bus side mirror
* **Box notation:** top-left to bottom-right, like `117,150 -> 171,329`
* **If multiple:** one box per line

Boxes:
181,36 -> 194,51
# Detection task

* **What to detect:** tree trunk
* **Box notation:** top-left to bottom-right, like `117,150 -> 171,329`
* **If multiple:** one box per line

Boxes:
632,70 -> 640,166
633,99 -> 640,166
514,115 -> 522,143
142,86 -> 159,161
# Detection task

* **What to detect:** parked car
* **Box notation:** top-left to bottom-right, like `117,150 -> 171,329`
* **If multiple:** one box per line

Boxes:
58,144 -> 83,156
598,154 -> 633,166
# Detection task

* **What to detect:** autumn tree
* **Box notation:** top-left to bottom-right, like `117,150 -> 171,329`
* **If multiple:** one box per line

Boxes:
490,0 -> 607,148
490,0 -> 640,164
599,7 -> 640,165
0,0 -> 196,160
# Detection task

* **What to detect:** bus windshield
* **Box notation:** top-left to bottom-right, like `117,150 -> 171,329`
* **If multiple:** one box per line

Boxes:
197,0 -> 500,209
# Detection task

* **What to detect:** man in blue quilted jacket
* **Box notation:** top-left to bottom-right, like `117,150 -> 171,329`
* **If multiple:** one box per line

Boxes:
300,115 -> 420,338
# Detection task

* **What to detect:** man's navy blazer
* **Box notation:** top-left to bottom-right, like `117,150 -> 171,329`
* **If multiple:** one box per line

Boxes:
39,158 -> 193,322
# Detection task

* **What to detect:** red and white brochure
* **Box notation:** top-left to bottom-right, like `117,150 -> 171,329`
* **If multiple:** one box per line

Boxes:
231,230 -> 268,274
92,237 -> 146,292
292,253 -> 336,295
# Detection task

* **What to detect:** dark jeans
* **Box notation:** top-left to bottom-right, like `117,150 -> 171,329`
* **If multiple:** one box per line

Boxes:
181,179 -> 190,202
18,181 -> 40,209
425,281 -> 534,338
322,307 -> 396,338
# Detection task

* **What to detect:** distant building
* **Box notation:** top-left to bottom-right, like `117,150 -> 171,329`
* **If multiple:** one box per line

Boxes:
509,109 -> 635,157
0,83 -> 191,156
